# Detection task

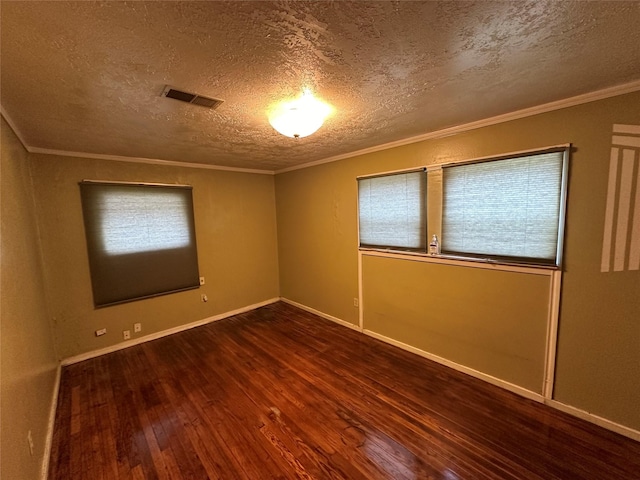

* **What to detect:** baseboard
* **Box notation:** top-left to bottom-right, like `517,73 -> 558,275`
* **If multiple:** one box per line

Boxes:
61,297 -> 280,366
363,329 -> 544,403
282,299 -> 640,442
55,297 -> 640,443
545,399 -> 640,442
41,363 -> 61,480
280,298 -> 361,331
279,298 -> 540,400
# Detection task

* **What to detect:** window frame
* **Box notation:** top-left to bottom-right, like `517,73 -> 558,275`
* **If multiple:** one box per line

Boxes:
440,146 -> 570,268
356,145 -> 570,270
79,180 -> 201,308
357,167 -> 428,253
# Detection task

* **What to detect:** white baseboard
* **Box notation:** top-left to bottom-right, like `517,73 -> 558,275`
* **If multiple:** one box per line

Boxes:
545,399 -> 640,442
280,297 -> 361,331
283,299 -> 640,442
55,297 -> 640,444
41,363 -> 61,480
362,329 -> 544,403
61,297 -> 280,366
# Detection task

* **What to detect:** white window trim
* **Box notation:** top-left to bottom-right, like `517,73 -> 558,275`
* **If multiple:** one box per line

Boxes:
357,143 -> 571,270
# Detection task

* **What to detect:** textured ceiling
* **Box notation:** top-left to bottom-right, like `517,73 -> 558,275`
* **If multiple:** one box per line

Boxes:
2,1 -> 640,172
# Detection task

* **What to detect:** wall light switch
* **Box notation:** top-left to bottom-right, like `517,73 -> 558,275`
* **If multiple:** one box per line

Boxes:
123,330 -> 131,340
199,276 -> 205,285
134,323 -> 142,333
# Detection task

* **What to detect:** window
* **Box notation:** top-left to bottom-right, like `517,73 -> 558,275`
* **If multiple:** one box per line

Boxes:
358,169 -> 427,251
79,181 -> 200,307
441,148 -> 568,266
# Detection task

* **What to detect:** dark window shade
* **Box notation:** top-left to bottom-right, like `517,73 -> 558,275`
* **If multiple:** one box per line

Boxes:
79,182 -> 200,307
442,150 -> 567,265
358,170 -> 427,251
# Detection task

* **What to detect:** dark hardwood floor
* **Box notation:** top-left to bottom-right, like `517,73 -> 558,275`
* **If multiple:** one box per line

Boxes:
49,302 -> 640,479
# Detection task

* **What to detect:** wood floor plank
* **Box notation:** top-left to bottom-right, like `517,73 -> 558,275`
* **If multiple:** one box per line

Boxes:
49,302 -> 640,479
146,333 -> 293,480
218,323 -> 444,479
231,313 -> 506,479
214,335 -> 376,479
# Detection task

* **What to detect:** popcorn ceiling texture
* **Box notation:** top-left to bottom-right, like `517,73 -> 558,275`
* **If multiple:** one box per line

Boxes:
1,1 -> 639,171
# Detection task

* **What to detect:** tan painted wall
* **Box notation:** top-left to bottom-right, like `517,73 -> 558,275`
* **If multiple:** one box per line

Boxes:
363,255 -> 551,393
2,89 -> 638,480
1,118 -> 59,479
276,91 -> 640,430
29,155 -> 280,360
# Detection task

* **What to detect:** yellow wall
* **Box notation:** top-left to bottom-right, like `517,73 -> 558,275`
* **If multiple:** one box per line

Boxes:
276,160 -> 362,323
1,88 -> 638,480
363,255 -> 551,393
29,155 -> 280,360
1,119 -> 59,479
276,91 -> 640,430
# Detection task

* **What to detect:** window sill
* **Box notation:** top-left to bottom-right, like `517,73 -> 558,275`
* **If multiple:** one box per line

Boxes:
358,248 -> 559,276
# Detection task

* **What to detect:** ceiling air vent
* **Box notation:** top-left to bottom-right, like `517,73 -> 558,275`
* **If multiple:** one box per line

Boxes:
161,85 -> 224,110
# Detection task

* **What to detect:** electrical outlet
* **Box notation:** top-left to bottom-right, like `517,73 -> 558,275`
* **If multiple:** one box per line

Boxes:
134,323 -> 142,333
95,328 -> 106,337
123,330 -> 131,340
199,276 -> 205,285
353,298 -> 359,307
27,430 -> 34,456
201,294 -> 208,303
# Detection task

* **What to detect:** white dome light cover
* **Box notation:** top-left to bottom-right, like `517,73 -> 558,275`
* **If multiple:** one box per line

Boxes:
269,90 -> 332,138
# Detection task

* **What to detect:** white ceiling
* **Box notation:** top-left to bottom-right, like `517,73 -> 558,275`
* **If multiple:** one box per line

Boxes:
2,1 -> 640,173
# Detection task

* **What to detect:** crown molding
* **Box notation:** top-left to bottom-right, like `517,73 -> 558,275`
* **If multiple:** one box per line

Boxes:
26,147 -> 274,175
1,108 -> 273,175
0,107 -> 31,152
275,79 -> 640,174
5,79 -> 640,176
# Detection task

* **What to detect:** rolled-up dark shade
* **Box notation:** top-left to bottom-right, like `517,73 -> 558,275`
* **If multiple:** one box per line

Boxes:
79,181 -> 200,307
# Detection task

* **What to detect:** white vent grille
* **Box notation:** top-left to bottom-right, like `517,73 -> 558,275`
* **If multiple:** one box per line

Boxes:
161,85 -> 224,110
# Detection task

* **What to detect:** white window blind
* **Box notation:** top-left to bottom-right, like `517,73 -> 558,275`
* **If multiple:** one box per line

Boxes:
100,190 -> 191,255
442,150 -> 566,265
358,170 -> 427,250
80,182 -> 200,307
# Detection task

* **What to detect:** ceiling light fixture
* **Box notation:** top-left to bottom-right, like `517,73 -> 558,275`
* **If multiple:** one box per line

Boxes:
269,89 -> 332,139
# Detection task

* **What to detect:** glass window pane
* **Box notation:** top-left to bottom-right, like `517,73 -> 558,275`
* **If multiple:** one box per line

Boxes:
358,170 -> 427,250
442,151 -> 566,265
80,182 -> 200,307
